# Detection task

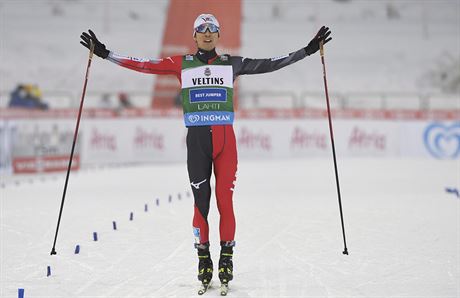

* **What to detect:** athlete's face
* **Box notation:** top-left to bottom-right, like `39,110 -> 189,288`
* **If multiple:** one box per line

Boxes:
194,30 -> 219,51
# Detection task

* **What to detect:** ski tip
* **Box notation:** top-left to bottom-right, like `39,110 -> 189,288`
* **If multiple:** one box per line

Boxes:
198,281 -> 212,295
219,283 -> 229,296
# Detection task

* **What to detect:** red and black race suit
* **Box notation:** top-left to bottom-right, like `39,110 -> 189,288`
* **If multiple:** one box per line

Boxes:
107,47 -> 308,244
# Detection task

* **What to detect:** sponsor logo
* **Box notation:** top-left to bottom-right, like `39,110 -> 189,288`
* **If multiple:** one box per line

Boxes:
348,127 -> 386,151
424,122 -> 460,159
148,58 -> 164,64
13,155 -> 79,174
290,127 -> 327,149
238,127 -> 271,151
185,112 -> 233,126
13,123 -> 75,157
90,128 -> 117,151
204,67 -> 211,77
188,114 -> 200,123
271,54 -> 289,61
202,114 -> 230,122
181,65 -> 232,89
191,77 -> 224,86
127,56 -> 149,63
133,127 -> 164,150
230,171 -> 237,192
189,88 -> 227,103
197,103 -> 220,111
201,17 -> 213,22
193,227 -> 201,243
220,55 -> 228,61
191,179 -> 207,189
186,55 -> 194,61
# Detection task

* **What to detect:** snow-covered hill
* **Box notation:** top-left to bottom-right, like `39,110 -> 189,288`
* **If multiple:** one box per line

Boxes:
0,0 -> 459,108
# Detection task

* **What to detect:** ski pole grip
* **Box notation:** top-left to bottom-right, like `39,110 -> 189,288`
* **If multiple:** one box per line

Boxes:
319,40 -> 324,57
89,40 -> 95,59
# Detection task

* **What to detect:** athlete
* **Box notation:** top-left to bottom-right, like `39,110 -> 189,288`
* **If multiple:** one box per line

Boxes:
80,14 -> 331,294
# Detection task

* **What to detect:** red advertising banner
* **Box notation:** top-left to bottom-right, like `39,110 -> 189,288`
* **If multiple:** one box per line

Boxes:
13,155 -> 79,174
152,0 -> 242,108
9,119 -> 82,174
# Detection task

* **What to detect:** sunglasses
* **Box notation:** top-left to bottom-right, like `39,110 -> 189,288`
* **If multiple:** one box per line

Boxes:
195,23 -> 220,34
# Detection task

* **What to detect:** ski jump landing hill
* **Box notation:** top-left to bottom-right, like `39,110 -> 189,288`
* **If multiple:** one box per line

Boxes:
1,1 -> 458,175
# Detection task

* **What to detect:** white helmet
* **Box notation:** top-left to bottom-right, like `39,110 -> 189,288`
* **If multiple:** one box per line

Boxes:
193,14 -> 220,36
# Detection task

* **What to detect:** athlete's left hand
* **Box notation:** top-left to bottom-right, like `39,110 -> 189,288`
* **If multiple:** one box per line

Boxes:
305,26 -> 332,56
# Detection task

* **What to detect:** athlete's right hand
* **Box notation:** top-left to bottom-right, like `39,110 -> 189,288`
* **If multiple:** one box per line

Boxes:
80,29 -> 110,59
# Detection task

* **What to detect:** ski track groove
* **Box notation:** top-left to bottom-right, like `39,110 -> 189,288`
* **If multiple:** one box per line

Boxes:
278,240 -> 334,298
75,244 -> 139,295
123,240 -> 192,297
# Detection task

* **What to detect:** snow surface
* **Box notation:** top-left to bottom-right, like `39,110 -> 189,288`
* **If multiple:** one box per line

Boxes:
1,158 -> 459,297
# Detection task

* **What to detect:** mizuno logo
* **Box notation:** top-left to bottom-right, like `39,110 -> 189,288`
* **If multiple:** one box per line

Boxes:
191,179 -> 207,189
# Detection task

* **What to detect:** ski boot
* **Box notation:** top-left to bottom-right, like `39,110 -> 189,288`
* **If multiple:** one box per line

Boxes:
196,242 -> 213,295
218,241 -> 234,296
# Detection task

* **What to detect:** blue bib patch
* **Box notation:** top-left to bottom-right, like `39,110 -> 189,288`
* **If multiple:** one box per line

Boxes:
189,88 -> 227,103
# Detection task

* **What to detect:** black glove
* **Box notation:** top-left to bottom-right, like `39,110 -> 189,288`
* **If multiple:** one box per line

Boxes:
304,26 -> 332,56
80,29 -> 110,59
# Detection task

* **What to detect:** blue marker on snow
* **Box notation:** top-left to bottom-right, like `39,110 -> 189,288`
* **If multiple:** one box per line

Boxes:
47,266 -> 51,277
145,204 -> 148,212
130,212 -> 134,221
93,232 -> 98,241
18,288 -> 24,298
156,198 -> 160,206
74,245 -> 80,254
113,221 -> 117,230
445,187 -> 460,198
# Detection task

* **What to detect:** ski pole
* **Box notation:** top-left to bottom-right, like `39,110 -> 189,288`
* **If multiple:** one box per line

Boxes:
50,41 -> 94,255
319,40 -> 349,255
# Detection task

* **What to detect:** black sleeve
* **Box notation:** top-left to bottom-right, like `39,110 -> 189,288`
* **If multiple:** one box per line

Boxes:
230,48 -> 308,79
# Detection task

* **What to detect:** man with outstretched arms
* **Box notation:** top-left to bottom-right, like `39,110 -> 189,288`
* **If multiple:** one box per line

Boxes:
80,14 -> 331,295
